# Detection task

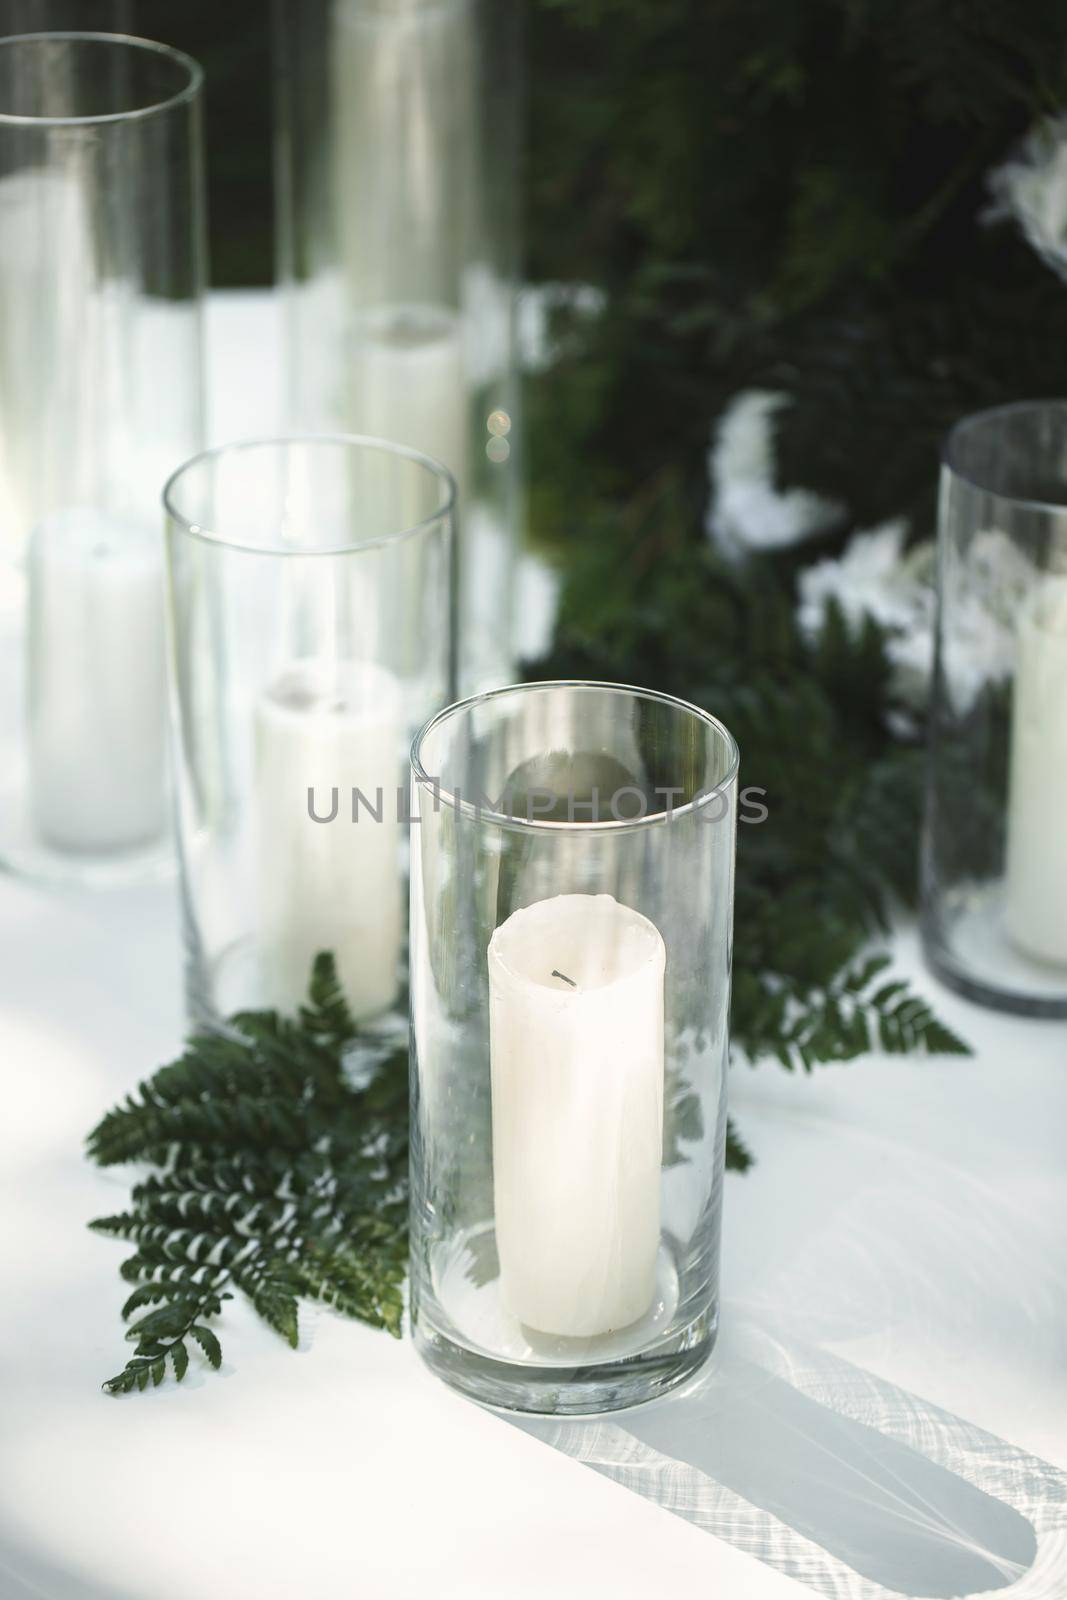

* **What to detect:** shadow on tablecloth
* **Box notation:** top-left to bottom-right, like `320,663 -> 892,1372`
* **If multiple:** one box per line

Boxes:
0,1528 -> 143,1600
516,1319 -> 1067,1600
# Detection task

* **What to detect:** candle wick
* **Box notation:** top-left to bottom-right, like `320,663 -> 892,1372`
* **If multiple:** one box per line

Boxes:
551,968 -> 577,989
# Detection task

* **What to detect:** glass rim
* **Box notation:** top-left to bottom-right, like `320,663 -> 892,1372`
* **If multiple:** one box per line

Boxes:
0,32 -> 203,128
942,399 -> 1067,513
163,433 -> 457,557
410,679 -> 740,834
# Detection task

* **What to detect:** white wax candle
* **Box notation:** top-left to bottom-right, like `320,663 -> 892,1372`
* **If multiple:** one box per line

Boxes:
488,893 -> 665,1338
1004,576 -> 1067,965
347,305 -> 468,502
255,658 -> 402,1019
28,508 -> 167,853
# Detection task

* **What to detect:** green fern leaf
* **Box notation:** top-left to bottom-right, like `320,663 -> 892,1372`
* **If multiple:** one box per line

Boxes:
89,956 -> 410,1393
190,1326 -> 223,1370
725,1118 -> 753,1172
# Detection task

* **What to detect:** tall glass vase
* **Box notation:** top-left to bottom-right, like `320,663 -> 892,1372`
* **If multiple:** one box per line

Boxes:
274,0 -> 521,697
164,435 -> 456,1031
409,681 -> 739,1413
0,30 -> 206,884
922,401 -> 1067,1016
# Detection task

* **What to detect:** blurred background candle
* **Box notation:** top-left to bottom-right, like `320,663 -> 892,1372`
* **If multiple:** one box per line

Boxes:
923,404 -> 1067,1014
28,508 -> 167,854
275,0 -> 520,694
255,657 -> 402,1019
0,31 -> 205,883
348,306 -> 468,508
331,0 -> 472,501
488,893 -> 666,1338
165,435 -> 454,1029
1004,575 -> 1067,967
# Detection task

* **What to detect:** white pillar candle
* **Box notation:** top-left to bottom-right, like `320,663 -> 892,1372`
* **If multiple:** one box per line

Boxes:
255,658 -> 402,1019
488,893 -> 665,1338
347,306 -> 468,503
1004,575 -> 1067,966
28,508 -> 167,853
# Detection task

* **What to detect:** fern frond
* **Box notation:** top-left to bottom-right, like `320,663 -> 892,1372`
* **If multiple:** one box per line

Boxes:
738,952 -> 970,1073
300,949 -> 358,1045
89,955 -> 409,1393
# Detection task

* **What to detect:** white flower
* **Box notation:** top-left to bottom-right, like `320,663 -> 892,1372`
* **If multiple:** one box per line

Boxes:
797,519 -> 924,638
986,116 -> 1067,281
799,521 -> 938,720
797,523 -> 1040,719
706,390 -> 842,557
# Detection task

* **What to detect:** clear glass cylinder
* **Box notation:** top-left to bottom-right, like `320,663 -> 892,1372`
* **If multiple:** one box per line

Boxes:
408,681 -> 739,1414
273,0 -> 521,698
164,435 -> 456,1030
0,30 -> 206,883
922,401 -> 1067,1017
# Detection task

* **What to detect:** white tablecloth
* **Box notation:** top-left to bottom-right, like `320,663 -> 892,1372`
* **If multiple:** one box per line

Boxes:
1,293 -> 1064,1600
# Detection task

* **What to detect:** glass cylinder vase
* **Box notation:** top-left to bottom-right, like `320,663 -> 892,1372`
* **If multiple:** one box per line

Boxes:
0,30 -> 206,884
273,0 -> 521,698
922,400 -> 1067,1017
164,435 -> 456,1030
408,681 -> 739,1414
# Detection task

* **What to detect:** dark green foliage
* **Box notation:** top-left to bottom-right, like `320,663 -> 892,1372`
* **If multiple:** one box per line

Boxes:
516,0 -> 1062,1161
60,2 -> 278,288
928,680 -> 1013,885
527,488 -> 970,1165
725,1120 -> 753,1174
88,955 -> 407,1395
525,0 -> 1067,554
738,953 -> 970,1074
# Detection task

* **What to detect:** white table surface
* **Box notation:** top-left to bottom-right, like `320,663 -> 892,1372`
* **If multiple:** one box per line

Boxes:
1,293 -> 1065,1600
